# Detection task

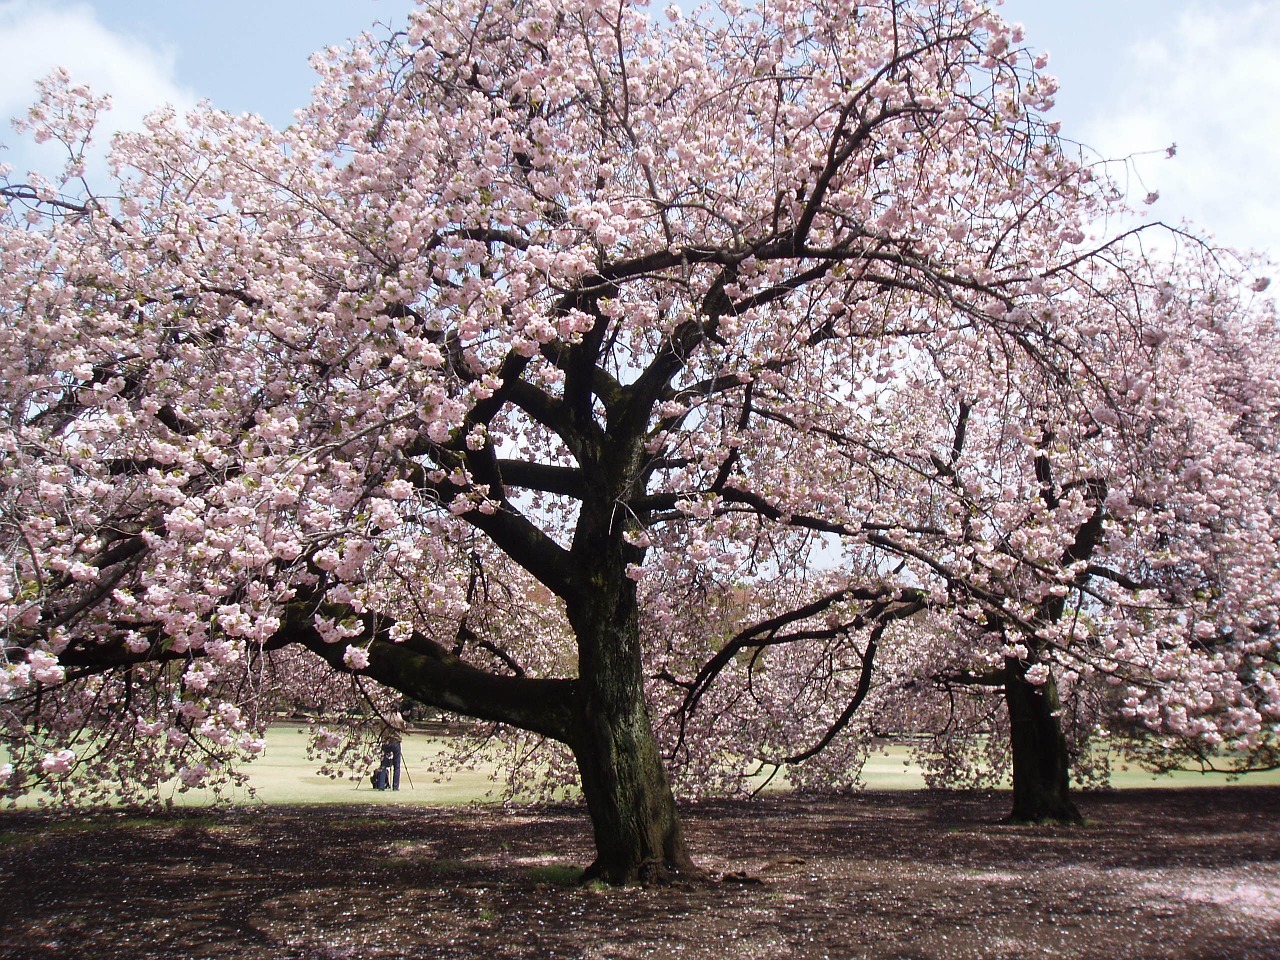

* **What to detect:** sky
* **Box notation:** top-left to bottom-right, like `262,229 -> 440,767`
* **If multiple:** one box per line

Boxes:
1,0 -> 1277,264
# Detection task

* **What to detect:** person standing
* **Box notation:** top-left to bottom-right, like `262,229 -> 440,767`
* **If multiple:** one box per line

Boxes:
379,711 -> 406,791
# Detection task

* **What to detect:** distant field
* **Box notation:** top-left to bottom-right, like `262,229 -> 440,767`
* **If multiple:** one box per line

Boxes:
181,725 -> 1280,807
176,726 -> 516,807
858,743 -> 1280,791
205,727 -> 922,806
12,724 -> 1278,808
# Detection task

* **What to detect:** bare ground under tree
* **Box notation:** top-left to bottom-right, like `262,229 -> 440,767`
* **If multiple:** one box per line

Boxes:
1,786 -> 1277,960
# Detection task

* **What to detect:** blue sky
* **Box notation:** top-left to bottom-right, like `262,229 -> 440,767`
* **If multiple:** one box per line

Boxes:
1,0 -> 1277,263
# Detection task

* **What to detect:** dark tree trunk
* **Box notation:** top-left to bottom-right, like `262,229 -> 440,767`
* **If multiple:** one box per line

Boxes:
291,589 -> 694,884
567,557 -> 695,884
571,688 -> 694,884
1004,659 -> 1082,824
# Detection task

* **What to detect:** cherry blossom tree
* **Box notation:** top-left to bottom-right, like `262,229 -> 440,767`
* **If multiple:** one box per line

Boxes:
666,236 -> 1280,822
878,245 -> 1280,819
4,0 -> 1275,881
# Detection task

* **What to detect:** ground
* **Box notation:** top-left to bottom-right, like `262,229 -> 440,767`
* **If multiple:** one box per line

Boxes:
0,787 -> 1277,959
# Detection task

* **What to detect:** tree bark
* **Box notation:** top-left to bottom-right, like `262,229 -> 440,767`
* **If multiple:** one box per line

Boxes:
568,566 -> 696,884
571,688 -> 694,884
1004,659 -> 1082,824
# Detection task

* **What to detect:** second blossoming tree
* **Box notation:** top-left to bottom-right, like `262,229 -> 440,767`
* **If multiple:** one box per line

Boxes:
663,236 -> 1280,822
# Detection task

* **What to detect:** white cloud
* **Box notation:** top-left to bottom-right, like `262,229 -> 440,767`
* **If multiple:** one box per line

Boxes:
0,0 -> 197,179
1082,3 -> 1280,262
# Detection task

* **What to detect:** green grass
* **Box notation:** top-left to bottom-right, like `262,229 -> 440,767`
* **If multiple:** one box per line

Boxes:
175,726 -> 510,807
29,814 -> 218,832
231,728 -> 1280,801
527,863 -> 585,885
424,857 -> 472,876
860,741 -> 1280,791
858,747 -> 934,791
1104,759 -> 1280,789
10,725 -> 1280,809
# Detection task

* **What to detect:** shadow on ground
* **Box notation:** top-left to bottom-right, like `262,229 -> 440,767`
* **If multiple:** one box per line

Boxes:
1,787 -> 1277,959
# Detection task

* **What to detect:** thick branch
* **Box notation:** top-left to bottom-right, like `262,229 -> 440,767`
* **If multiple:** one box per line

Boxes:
282,605 -> 579,744
681,585 -> 925,721
496,460 -> 585,498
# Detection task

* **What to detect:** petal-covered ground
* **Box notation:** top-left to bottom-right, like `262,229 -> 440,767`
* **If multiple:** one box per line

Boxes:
1,787 -> 1277,959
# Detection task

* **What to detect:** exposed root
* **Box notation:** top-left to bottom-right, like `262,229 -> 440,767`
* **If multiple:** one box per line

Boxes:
580,857 -> 713,888
1002,810 -> 1085,827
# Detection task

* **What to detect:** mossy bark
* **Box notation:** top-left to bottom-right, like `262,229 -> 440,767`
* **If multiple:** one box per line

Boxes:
1004,659 -> 1082,824
572,688 -> 694,884
567,560 -> 694,884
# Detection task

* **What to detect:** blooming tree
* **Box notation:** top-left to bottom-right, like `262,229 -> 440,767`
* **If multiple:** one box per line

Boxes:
4,0 -> 1276,879
890,243 -> 1280,817
654,222 -> 1280,820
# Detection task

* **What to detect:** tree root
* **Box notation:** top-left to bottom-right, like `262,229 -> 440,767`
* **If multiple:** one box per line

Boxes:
579,858 -> 762,888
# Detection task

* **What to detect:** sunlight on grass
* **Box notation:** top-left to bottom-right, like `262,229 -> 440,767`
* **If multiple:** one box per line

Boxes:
9,725 -> 1280,809
179,726 -> 512,807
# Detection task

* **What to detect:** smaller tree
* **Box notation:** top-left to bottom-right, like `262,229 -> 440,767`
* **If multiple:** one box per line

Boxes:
661,233 -> 1280,823
860,243 -> 1280,820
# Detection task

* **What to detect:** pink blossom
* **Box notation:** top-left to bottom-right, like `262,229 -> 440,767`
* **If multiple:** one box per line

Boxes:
1025,664 -> 1051,686
27,650 -> 64,685
313,728 -> 343,750
40,749 -> 75,775
384,479 -> 414,500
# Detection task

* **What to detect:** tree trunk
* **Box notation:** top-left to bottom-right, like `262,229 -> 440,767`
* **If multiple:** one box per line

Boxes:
572,693 -> 694,884
1004,659 -> 1082,824
568,574 -> 696,884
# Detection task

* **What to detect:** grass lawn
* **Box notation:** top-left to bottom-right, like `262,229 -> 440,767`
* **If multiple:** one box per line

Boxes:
173,725 -> 1280,807
177,726 -> 512,807
11,724 -> 1277,808
859,742 -> 1280,790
